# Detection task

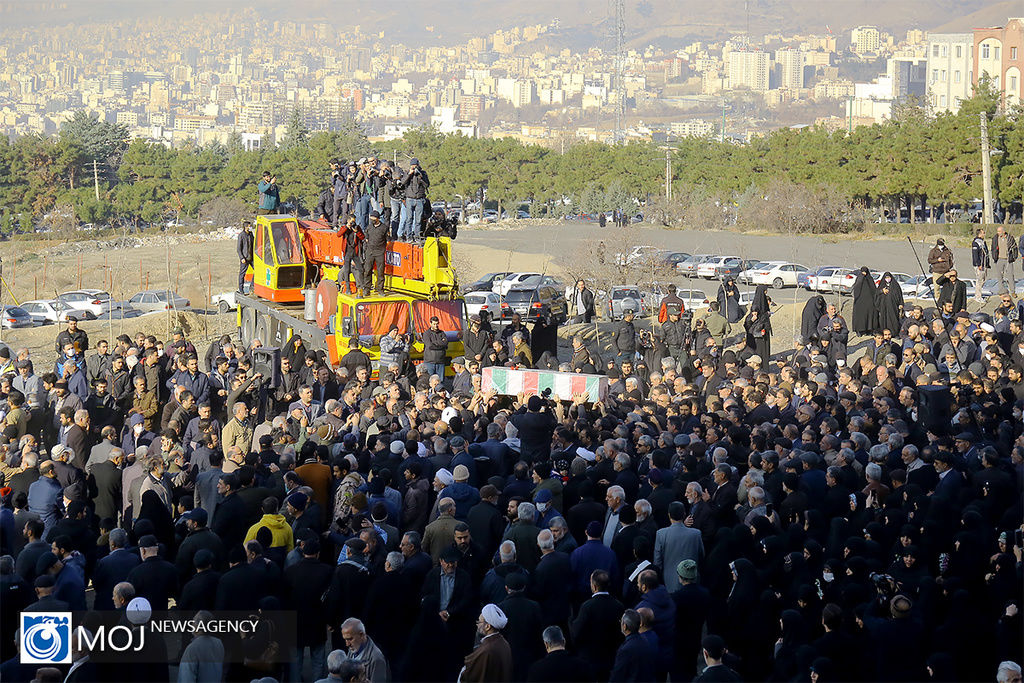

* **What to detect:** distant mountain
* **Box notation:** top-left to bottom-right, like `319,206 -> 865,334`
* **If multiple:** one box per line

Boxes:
930,0 -> 1019,32
0,0 -> 1010,45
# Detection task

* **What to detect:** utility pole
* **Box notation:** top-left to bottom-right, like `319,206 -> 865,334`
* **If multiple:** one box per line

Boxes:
980,111 -> 994,225
664,149 -> 672,200
613,0 -> 625,144
90,159 -> 101,201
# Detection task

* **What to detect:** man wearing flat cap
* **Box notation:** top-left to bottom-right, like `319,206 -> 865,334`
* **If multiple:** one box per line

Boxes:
460,603 -> 512,682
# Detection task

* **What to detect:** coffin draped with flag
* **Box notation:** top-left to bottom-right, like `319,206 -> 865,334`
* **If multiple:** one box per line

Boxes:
482,366 -> 608,401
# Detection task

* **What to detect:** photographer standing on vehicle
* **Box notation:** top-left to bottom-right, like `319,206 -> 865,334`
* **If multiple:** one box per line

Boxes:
257,171 -> 280,215
422,316 -> 449,379
361,211 -> 389,297
336,215 -> 365,295
237,220 -> 253,293
400,158 -> 430,242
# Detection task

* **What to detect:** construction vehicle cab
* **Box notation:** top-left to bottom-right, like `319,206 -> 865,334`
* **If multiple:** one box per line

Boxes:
332,292 -> 466,376
252,215 -> 307,302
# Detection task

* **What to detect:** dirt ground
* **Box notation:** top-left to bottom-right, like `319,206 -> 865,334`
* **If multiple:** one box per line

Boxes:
0,222 -> 994,363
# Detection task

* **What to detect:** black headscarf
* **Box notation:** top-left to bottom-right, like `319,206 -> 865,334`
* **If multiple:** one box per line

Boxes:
801,295 -> 826,342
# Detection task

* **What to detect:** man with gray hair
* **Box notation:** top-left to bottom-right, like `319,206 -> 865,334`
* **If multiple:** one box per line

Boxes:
92,527 -> 140,610
528,625 -> 593,681
341,617 -> 390,682
423,497 -> 459,564
996,661 -> 1022,683
603,485 -> 626,547
503,502 -> 540,570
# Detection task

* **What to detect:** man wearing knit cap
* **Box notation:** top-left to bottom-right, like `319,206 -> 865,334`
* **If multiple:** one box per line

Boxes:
461,604 -> 512,682
440,464 -> 481,521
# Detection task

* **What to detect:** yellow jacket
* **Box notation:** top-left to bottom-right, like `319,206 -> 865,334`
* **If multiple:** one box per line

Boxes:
244,513 -> 295,552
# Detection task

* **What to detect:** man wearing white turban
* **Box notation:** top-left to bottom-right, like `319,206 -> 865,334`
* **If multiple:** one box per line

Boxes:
459,604 -> 513,682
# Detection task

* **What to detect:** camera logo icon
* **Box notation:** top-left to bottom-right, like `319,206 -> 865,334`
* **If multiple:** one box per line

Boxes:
20,613 -> 72,664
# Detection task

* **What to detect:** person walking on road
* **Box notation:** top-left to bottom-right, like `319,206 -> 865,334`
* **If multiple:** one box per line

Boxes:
237,221 -> 253,293
991,225 -> 1019,297
972,228 -> 990,303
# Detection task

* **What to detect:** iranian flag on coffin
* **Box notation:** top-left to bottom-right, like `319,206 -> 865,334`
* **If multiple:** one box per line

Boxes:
482,366 -> 608,402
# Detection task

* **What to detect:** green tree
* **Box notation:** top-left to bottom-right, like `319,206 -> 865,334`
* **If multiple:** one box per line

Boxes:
281,107 -> 310,150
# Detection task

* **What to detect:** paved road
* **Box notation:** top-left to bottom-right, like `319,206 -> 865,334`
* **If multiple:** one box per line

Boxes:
460,221 -> 967,277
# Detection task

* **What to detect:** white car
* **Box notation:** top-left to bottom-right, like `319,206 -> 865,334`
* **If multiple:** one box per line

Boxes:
57,289 -> 118,318
493,272 -> 542,296
738,261 -> 779,285
678,288 -> 711,311
806,267 -> 851,293
20,299 -> 81,324
750,263 -> 808,289
464,290 -> 503,319
616,245 -> 661,266
0,305 -> 33,329
696,256 -> 741,279
676,254 -> 714,277
211,291 -> 238,314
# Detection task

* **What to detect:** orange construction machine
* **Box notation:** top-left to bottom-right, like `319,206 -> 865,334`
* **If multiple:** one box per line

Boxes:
236,214 -> 465,374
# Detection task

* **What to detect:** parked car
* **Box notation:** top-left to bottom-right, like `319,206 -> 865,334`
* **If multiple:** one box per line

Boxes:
493,272 -> 542,296
676,254 -> 715,277
910,278 -> 979,300
606,286 -> 647,320
127,289 -> 191,313
57,289 -> 118,319
718,259 -> 760,281
0,305 -> 33,329
807,267 -> 852,293
677,288 -> 711,311
657,251 -> 691,268
799,265 -> 842,290
901,275 -> 930,297
20,299 -> 80,324
464,272 -> 514,294
211,291 -> 238,314
516,275 -> 565,291
464,290 -> 504,319
616,245 -> 662,267
738,261 -> 778,285
750,263 -> 808,288
697,256 -> 741,279
502,284 -> 568,324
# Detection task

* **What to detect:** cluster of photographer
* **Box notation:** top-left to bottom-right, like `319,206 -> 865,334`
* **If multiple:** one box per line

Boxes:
0,263 -> 1022,682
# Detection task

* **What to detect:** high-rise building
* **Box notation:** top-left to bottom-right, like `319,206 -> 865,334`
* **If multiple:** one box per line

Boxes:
973,18 -> 1023,107
851,26 -> 881,55
926,33 -> 973,112
775,48 -> 804,89
728,51 -> 769,92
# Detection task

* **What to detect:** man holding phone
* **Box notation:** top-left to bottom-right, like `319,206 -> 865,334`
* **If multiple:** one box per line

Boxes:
257,170 -> 280,215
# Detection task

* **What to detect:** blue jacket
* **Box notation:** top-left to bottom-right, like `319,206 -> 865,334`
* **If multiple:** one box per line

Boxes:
54,554 -> 87,611
439,482 -> 481,521
167,369 -> 210,404
27,476 -> 63,533
570,539 -> 619,597
609,633 -> 655,682
637,585 -> 676,671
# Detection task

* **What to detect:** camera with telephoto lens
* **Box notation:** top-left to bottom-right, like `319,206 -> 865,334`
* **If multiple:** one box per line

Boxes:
869,572 -> 899,600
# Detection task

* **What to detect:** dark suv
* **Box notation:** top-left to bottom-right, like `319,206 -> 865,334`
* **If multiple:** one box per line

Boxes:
503,285 -> 568,324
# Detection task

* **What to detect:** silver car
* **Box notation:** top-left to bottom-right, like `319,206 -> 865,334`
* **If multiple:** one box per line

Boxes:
0,305 -> 33,329
127,289 -> 191,313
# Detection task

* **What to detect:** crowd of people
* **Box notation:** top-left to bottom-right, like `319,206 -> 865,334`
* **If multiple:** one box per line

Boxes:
0,236 -> 1023,683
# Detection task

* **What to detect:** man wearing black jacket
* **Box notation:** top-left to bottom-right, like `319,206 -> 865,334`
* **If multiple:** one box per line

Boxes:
463,315 -> 492,365
361,211 -> 389,296
283,538 -> 333,682
971,228 -> 990,303
237,220 -> 253,292
421,316 -> 449,379
399,158 -> 430,242
614,309 -> 637,363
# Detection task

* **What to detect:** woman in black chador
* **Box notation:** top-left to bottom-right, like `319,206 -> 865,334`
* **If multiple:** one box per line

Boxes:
851,266 -> 878,335
875,272 -> 904,334
744,284 -> 773,360
717,277 -> 742,323
800,295 -> 826,343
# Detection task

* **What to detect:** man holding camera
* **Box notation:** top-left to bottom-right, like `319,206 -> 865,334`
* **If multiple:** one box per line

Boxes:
400,158 -> 430,242
257,171 -> 280,215
336,215 -> 365,294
